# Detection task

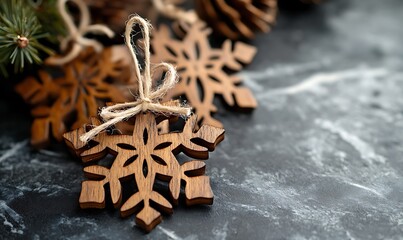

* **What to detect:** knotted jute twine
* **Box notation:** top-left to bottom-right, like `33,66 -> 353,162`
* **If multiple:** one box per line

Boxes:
46,0 -> 114,65
79,16 -> 192,143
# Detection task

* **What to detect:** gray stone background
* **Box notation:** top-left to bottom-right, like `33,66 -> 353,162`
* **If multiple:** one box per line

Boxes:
1,0 -> 403,239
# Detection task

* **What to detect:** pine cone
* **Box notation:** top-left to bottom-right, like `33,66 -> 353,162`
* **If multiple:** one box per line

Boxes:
83,0 -> 154,33
195,0 -> 278,40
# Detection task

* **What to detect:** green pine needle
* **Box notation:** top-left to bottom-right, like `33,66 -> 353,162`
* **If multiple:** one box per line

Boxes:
0,0 -> 54,73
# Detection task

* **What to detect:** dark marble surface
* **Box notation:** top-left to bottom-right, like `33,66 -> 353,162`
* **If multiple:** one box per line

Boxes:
2,0 -> 403,239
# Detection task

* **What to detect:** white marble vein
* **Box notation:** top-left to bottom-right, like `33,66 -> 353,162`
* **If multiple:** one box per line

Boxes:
241,59 -> 332,81
212,222 -> 228,240
312,173 -> 386,199
157,226 -> 183,240
0,140 -> 28,163
224,202 -> 271,218
257,66 -> 388,98
345,182 -> 385,198
0,200 -> 25,234
315,119 -> 386,164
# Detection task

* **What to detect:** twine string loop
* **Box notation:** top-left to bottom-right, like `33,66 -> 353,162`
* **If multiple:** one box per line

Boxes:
79,16 -> 192,143
46,0 -> 114,65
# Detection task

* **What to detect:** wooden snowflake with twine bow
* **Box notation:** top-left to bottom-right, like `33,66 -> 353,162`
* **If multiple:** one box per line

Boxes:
64,16 -> 225,233
150,20 -> 258,128
16,0 -> 132,148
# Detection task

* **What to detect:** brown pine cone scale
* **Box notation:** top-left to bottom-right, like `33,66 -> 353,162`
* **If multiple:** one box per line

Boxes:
196,0 -> 278,40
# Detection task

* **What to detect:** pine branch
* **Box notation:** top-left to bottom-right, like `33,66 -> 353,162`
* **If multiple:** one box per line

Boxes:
0,0 -> 54,74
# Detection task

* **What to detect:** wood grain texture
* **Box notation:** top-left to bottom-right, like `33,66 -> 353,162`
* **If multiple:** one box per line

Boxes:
195,0 -> 278,40
63,112 -> 225,232
150,21 -> 258,128
16,46 -> 134,149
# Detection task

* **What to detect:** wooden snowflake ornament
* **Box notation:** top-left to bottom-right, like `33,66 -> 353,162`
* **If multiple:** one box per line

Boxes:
16,46 -> 132,148
64,16 -> 225,233
151,21 -> 258,128
15,0 -> 133,148
64,112 -> 224,232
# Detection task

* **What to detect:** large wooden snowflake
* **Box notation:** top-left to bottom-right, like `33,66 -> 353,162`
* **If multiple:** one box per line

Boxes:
150,21 -> 258,127
16,46 -> 132,148
63,112 -> 224,232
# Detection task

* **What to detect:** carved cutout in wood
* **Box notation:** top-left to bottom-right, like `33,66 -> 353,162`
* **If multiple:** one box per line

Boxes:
63,112 -> 224,232
150,21 -> 258,128
16,46 -> 134,149
195,0 -> 278,40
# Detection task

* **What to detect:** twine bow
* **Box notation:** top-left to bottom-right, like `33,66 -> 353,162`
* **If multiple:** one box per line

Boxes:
46,0 -> 114,65
79,16 -> 192,143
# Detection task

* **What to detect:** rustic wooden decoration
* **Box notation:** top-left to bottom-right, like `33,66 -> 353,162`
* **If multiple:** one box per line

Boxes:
16,46 -> 133,148
63,112 -> 225,232
150,21 -> 258,128
195,0 -> 278,40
